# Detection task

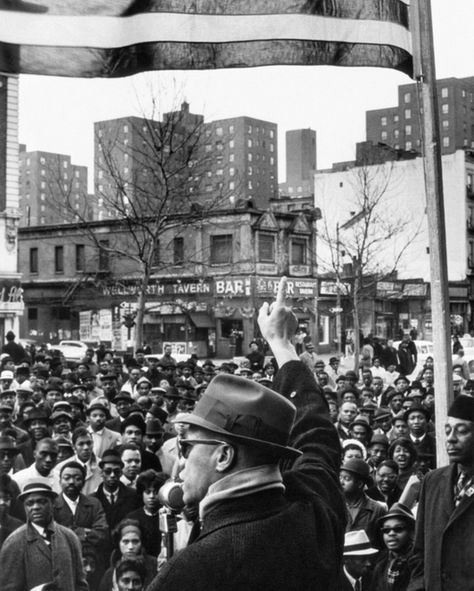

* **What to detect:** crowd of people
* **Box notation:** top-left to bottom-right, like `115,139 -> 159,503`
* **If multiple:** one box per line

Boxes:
0,295 -> 473,590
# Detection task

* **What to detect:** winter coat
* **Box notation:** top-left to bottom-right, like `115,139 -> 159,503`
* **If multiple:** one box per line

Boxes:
53,491 -> 109,548
146,360 -> 347,591
408,463 -> 474,591
0,520 -> 88,591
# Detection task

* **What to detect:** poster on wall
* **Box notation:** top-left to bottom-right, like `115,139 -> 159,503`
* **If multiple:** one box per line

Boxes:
79,311 -> 92,341
99,309 -> 112,342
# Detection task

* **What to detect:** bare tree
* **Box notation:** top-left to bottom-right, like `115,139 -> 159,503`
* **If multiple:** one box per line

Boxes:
317,159 -> 424,371
47,94 -> 236,352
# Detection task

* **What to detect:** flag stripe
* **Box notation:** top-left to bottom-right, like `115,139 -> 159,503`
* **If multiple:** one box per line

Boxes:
0,0 -> 409,21
0,40 -> 413,78
0,13 -> 412,53
0,0 -> 413,78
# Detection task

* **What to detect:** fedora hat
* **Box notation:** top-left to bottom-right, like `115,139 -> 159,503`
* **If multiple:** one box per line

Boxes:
18,481 -> 57,501
340,458 -> 372,485
86,401 -> 111,419
0,435 -> 19,454
175,373 -> 301,459
121,412 -> 146,434
99,448 -> 124,468
344,530 -> 378,556
23,407 -> 50,425
403,403 -> 430,423
145,418 -> 164,435
377,502 -> 415,526
114,391 -> 133,403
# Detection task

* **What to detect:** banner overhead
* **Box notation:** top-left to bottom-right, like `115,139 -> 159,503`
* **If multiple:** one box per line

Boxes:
0,0 -> 413,78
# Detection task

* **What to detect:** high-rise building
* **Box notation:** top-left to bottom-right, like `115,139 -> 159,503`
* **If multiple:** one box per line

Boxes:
94,103 -> 205,220
366,76 -> 474,155
94,104 -> 278,214
19,147 -> 90,226
279,128 -> 316,198
200,115 -> 278,209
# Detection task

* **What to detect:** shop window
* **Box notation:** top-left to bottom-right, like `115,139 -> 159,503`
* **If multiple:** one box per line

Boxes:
258,233 -> 275,263
174,237 -> 184,265
28,307 -> 38,320
210,234 -> 233,264
221,319 -> 243,340
291,238 -> 307,265
30,247 -> 38,274
54,246 -> 64,274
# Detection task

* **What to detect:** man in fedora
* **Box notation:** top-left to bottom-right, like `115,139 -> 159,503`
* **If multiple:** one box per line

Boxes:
342,530 -> 379,590
92,449 -> 138,532
0,480 -> 88,591
409,394 -> 474,590
371,503 -> 415,591
147,277 -> 346,591
340,458 -> 387,548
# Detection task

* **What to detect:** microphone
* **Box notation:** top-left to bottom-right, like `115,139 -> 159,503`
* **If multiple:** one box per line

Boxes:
158,481 -> 185,513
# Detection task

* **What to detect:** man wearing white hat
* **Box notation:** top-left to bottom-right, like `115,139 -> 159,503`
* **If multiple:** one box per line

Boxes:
342,530 -> 378,590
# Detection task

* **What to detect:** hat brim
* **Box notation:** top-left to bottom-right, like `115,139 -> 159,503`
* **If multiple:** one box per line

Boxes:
174,413 -> 302,459
0,446 -> 19,454
18,487 -> 58,501
343,547 -> 379,556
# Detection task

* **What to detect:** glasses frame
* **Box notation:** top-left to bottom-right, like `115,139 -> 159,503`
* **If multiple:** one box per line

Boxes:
178,438 -> 230,459
381,525 -> 407,534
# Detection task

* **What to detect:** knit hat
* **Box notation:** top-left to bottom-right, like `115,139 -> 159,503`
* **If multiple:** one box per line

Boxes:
448,395 -> 474,422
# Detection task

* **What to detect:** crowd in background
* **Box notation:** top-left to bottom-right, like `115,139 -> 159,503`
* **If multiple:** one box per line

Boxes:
0,327 -> 468,590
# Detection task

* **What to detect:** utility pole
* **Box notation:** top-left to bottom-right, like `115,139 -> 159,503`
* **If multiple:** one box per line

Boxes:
413,0 -> 452,467
335,222 -> 342,356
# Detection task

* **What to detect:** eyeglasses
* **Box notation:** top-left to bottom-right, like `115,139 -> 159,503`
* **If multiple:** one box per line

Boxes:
178,438 -> 230,459
102,468 -> 122,476
381,526 -> 407,534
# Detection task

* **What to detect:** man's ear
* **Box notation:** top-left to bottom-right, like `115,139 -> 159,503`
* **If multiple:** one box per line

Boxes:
215,443 -> 236,473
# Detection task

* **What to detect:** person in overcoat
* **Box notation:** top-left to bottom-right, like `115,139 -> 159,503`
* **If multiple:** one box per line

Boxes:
53,460 -> 109,550
408,395 -> 474,590
0,481 -> 88,591
146,277 -> 346,591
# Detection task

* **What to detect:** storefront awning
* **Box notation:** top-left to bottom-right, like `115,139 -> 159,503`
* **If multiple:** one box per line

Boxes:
189,312 -> 214,328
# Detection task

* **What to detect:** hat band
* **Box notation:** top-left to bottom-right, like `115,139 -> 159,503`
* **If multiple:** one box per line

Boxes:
344,542 -> 374,553
196,396 -> 289,447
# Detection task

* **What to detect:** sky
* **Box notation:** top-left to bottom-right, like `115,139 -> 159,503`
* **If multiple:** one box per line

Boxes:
17,3 -> 473,187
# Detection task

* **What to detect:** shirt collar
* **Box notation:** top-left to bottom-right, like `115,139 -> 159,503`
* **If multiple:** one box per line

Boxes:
62,493 -> 80,513
343,566 -> 357,588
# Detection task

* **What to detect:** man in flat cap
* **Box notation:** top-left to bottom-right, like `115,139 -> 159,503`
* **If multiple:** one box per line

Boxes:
147,277 -> 346,591
0,481 -> 88,591
409,394 -> 474,591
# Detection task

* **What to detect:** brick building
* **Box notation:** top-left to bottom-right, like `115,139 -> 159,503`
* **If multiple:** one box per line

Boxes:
94,103 -> 278,217
19,146 -> 91,226
279,128 -> 317,198
18,207 -> 319,357
366,76 -> 474,155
